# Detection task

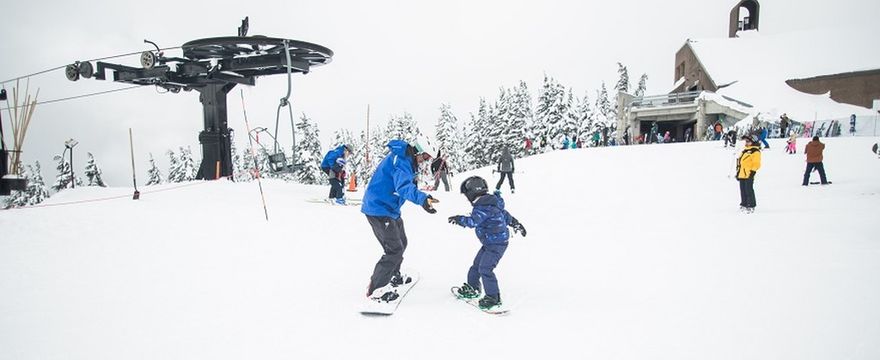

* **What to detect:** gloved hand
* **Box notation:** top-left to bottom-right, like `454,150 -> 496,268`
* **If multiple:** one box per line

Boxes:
448,215 -> 464,226
422,195 -> 438,214
510,218 -> 527,237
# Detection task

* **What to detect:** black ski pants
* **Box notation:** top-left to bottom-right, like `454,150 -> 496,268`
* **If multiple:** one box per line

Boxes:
366,215 -> 408,295
495,171 -> 515,191
329,178 -> 344,199
802,162 -> 828,185
738,178 -> 756,208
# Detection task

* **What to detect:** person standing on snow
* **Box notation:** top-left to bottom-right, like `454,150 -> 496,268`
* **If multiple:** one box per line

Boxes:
736,135 -> 762,213
495,147 -> 515,194
713,122 -> 724,140
430,150 -> 451,192
361,140 -> 439,303
759,127 -> 770,149
448,176 -> 527,310
779,113 -> 790,138
785,132 -> 797,154
802,136 -> 830,186
320,144 -> 352,204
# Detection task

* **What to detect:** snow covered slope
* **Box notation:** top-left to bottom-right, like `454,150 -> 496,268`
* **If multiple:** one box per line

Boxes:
2,137 -> 880,360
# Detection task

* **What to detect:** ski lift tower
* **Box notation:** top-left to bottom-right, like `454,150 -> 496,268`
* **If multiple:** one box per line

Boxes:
64,18 -> 333,180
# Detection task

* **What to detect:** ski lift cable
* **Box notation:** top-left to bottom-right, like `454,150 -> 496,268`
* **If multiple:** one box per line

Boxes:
0,46 -> 182,85
0,85 -> 144,111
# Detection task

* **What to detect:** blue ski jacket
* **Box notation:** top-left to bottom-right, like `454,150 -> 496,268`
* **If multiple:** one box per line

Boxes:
321,145 -> 347,171
458,194 -> 513,245
361,140 -> 429,219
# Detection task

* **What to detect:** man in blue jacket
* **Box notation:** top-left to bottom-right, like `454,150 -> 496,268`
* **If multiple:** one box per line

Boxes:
321,144 -> 351,204
362,140 -> 439,302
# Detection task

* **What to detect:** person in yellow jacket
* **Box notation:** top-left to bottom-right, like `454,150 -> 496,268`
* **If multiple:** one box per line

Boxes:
736,135 -> 762,213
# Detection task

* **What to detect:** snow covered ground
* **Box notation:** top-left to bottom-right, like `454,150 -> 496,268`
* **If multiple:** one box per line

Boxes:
2,137 -> 880,360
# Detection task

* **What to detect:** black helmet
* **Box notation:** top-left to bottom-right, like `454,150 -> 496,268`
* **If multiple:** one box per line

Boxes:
460,176 -> 488,202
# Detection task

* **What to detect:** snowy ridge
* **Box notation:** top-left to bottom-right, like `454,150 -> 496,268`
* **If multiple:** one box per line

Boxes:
2,137 -> 880,359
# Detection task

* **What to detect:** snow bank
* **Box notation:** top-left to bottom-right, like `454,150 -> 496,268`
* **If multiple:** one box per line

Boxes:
2,137 -> 880,359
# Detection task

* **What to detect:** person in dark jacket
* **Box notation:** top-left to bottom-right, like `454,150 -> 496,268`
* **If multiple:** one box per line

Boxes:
320,144 -> 351,204
780,113 -> 790,138
448,176 -> 526,310
430,150 -> 450,192
361,140 -> 439,303
803,136 -> 830,186
495,147 -> 515,193
736,135 -> 762,213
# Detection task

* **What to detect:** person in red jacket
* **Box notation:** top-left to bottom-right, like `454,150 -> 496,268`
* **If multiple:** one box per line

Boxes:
802,136 -> 830,186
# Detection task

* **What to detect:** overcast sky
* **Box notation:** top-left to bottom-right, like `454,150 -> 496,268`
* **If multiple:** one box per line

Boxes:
2,0 -> 877,186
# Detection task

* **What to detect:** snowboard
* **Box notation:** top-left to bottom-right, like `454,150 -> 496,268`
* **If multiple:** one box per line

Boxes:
872,143 -> 878,155
360,271 -> 420,316
450,286 -> 510,315
809,181 -> 832,185
305,198 -> 362,206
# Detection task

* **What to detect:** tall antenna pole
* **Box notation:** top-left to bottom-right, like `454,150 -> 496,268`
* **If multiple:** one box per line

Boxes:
365,104 -> 370,166
129,128 -> 140,200
240,90 -> 270,221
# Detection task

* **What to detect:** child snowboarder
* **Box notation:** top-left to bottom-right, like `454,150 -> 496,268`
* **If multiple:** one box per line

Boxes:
320,144 -> 352,204
785,133 -> 797,154
448,176 -> 527,310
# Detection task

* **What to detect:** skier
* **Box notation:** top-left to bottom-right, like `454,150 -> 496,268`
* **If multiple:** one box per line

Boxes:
430,150 -> 450,192
495,147 -> 515,193
361,140 -> 439,303
448,176 -> 527,310
320,144 -> 352,204
736,135 -> 762,213
802,136 -> 830,186
785,133 -> 797,154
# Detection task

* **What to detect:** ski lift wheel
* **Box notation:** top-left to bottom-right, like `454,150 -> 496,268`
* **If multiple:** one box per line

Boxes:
140,51 -> 158,69
78,61 -> 94,79
65,64 -> 80,81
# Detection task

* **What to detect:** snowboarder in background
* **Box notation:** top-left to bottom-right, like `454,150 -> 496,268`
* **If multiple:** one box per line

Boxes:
495,147 -> 515,194
759,127 -> 770,149
785,133 -> 797,154
430,150 -> 450,192
592,131 -> 601,147
562,136 -> 571,150
361,140 -> 439,303
779,113 -> 790,138
663,131 -> 671,144
736,135 -> 762,213
623,125 -> 631,145
684,127 -> 692,142
448,176 -> 527,310
602,126 -> 609,147
570,134 -> 578,149
320,144 -> 352,204
803,136 -> 830,186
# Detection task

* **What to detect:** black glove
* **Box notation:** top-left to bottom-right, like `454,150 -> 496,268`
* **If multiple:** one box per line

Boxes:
448,215 -> 464,226
422,195 -> 438,214
749,171 -> 756,180
510,218 -> 527,237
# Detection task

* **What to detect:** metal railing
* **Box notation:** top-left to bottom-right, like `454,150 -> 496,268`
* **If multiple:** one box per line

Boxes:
629,91 -> 702,108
